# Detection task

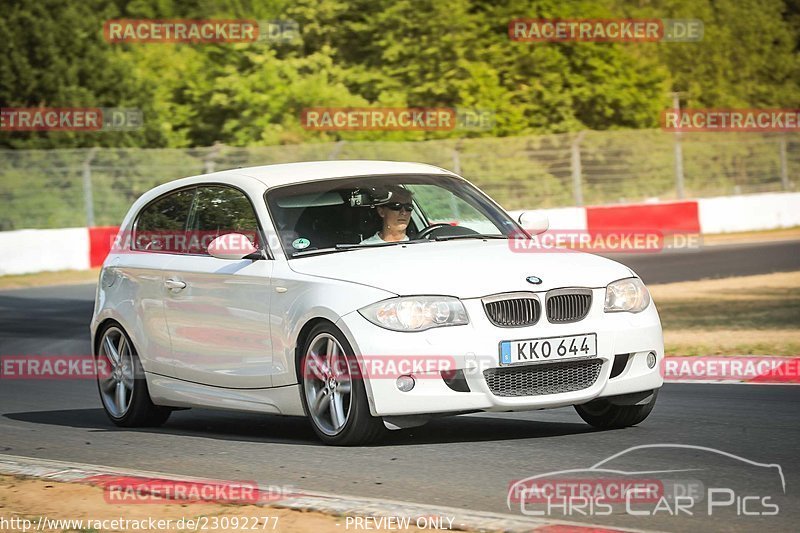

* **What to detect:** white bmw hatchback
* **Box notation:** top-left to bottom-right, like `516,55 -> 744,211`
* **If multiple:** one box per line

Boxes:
91,161 -> 663,445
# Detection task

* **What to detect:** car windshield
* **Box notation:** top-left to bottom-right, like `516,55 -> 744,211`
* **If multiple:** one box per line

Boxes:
265,174 -> 522,257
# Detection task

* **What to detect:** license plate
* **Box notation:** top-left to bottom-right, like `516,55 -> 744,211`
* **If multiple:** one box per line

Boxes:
500,333 -> 597,365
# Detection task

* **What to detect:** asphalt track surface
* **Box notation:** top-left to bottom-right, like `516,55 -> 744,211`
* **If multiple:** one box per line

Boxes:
603,238 -> 800,284
1,240 -> 798,532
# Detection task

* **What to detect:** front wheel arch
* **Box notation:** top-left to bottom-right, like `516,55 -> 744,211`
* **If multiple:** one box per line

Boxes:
294,317 -> 380,418
575,389 -> 659,429
297,322 -> 385,445
294,317 -> 339,383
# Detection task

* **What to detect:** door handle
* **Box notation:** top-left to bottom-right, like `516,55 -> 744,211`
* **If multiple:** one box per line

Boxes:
164,278 -> 187,290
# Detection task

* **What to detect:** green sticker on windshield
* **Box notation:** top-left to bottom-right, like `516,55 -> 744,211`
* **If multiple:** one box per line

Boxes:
292,238 -> 311,250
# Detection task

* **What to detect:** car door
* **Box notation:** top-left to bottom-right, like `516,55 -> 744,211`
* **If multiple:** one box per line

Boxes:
125,187 -> 197,377
163,184 -> 274,389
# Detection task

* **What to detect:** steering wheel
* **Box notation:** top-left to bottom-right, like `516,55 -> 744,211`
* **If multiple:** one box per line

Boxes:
415,223 -> 454,240
415,223 -> 482,240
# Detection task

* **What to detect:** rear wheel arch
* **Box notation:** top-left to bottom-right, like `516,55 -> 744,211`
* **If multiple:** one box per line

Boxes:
94,318 -> 125,355
94,317 -> 153,372
94,320 -> 171,427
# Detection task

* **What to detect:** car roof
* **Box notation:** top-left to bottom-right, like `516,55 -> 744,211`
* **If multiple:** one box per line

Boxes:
121,160 -> 462,231
223,160 -> 456,189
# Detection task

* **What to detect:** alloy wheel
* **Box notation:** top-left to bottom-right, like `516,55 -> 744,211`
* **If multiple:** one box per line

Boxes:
303,333 -> 354,436
97,326 -> 135,418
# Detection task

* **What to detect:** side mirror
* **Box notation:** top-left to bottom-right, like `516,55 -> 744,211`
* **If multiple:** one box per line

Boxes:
518,211 -> 549,236
207,233 -> 259,260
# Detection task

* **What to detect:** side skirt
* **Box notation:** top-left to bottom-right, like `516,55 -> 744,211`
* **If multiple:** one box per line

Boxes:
146,373 -> 306,416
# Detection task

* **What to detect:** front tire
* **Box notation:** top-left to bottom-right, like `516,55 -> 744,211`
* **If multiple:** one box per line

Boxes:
95,323 -> 171,427
575,390 -> 658,429
299,323 -> 385,445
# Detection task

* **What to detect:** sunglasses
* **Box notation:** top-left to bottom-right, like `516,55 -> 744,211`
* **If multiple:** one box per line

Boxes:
384,202 -> 414,212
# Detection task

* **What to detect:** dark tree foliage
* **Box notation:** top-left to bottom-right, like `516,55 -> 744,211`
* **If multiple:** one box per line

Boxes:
1,0 -> 797,148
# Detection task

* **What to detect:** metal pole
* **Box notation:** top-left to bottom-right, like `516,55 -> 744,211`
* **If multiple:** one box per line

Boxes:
451,147 -> 461,175
779,136 -> 790,191
671,92 -> 686,199
450,147 -> 462,218
570,131 -> 585,206
82,147 -> 98,227
328,140 -> 346,160
204,142 -> 222,174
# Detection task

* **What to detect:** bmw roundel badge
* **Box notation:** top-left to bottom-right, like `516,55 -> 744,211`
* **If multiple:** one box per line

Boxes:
526,276 -> 542,285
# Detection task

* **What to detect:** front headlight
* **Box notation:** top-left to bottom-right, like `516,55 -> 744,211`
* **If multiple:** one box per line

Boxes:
604,277 -> 651,313
359,296 -> 469,332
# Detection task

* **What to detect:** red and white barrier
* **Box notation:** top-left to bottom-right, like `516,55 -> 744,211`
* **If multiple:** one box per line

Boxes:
88,226 -> 121,268
698,192 -> 800,234
585,200 -> 700,234
509,191 -> 800,235
0,192 -> 798,276
0,228 -> 90,275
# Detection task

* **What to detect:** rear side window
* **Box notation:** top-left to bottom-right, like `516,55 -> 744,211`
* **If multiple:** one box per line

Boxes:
186,186 -> 261,255
133,188 -> 195,253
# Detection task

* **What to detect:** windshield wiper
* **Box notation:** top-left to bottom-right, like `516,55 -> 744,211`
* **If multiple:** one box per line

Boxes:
291,247 -> 355,258
335,242 -> 403,250
336,240 -> 432,250
293,236 -> 497,256
293,241 -> 409,256
433,233 -> 508,241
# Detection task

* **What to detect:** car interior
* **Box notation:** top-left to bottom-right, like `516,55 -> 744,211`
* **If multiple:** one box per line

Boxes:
275,188 -> 422,252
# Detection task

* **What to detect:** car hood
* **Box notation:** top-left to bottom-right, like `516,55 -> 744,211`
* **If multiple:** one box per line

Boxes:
288,240 -> 635,298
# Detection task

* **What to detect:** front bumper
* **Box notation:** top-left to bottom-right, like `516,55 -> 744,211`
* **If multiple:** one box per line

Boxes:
336,288 -> 663,417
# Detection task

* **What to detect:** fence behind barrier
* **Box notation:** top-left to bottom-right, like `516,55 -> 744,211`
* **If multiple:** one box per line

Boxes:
1,130 -> 797,230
